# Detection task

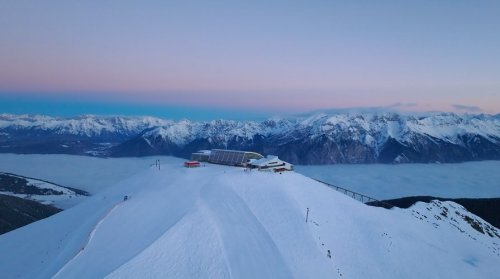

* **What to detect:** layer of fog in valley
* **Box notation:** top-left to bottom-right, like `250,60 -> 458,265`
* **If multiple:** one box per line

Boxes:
1,154 -> 499,203
296,161 -> 500,200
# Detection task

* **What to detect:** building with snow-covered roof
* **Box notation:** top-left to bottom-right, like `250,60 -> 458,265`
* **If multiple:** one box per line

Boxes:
249,155 -> 293,172
209,149 -> 264,166
191,149 -> 264,166
191,150 -> 211,162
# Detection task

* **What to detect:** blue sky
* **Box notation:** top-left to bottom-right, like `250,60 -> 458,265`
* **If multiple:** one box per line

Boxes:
1,0 -> 499,118
0,94 -> 271,121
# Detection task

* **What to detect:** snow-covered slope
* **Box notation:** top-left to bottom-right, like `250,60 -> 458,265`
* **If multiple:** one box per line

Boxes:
1,113 -> 499,163
0,161 -> 498,278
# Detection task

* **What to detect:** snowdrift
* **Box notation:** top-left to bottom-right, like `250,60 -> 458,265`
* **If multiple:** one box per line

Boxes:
0,162 -> 498,278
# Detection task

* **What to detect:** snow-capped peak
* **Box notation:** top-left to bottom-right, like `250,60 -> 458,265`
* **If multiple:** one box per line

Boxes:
1,113 -> 499,163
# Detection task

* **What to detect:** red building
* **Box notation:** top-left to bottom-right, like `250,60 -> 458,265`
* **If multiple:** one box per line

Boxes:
184,161 -> 201,168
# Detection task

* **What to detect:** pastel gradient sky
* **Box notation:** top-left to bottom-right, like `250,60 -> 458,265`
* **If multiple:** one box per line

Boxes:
1,0 -> 499,118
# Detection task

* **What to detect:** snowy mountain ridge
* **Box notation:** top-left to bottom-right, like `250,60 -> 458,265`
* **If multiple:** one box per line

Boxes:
1,112 -> 499,164
405,200 -> 499,256
0,113 -> 172,138
3,112 -> 498,141
0,161 -> 498,278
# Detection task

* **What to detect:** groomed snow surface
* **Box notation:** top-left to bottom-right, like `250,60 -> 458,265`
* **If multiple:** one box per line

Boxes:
0,159 -> 498,278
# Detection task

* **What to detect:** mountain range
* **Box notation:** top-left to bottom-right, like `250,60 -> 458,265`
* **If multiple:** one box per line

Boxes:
1,112 -> 499,164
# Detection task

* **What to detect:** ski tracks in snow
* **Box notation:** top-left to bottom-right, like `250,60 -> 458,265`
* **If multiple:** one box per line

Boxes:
53,199 -> 125,278
201,181 -> 293,279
